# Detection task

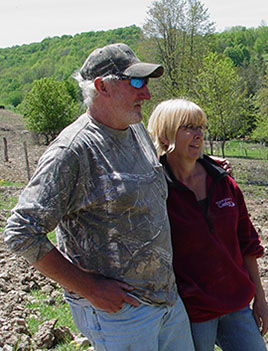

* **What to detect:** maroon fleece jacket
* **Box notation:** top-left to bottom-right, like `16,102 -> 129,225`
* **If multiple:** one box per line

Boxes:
161,155 -> 264,322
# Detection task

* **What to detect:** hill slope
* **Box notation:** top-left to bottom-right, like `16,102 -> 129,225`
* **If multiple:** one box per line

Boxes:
0,25 -> 142,107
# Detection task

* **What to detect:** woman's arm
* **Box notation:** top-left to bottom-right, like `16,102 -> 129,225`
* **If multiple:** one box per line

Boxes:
243,255 -> 268,336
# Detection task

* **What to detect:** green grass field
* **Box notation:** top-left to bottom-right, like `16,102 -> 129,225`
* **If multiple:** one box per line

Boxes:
204,139 -> 268,160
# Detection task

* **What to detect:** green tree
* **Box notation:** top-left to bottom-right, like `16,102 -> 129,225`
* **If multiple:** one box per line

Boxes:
143,0 -> 215,98
20,77 -> 79,144
194,52 -> 249,157
252,69 -> 268,143
254,25 -> 268,55
223,44 -> 250,66
214,26 -> 267,98
8,90 -> 23,107
252,114 -> 268,144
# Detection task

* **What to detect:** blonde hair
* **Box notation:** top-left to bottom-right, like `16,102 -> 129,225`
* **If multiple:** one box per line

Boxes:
147,98 -> 207,156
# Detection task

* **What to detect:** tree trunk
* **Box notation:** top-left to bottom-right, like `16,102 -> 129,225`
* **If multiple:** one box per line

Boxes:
209,136 -> 214,155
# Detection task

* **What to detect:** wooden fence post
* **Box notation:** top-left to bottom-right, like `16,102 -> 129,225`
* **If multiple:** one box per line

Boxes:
3,137 -> 8,162
23,141 -> 31,181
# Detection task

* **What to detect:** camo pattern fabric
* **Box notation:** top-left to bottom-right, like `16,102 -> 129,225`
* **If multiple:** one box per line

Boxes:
4,114 -> 177,306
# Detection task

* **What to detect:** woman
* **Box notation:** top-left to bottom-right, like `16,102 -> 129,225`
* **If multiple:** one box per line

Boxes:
147,98 -> 268,351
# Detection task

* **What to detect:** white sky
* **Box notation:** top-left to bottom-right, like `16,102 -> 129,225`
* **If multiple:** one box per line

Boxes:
0,0 -> 267,49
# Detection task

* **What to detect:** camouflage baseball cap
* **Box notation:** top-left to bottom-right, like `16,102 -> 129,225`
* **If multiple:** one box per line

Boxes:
80,43 -> 164,80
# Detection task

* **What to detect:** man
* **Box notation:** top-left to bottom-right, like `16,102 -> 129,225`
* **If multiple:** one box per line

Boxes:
4,43 -> 194,351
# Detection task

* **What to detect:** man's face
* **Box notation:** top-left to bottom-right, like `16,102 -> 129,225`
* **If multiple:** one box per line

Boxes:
108,79 -> 151,129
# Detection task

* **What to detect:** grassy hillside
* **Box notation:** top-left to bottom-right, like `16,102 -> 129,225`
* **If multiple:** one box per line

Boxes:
0,25 -> 142,108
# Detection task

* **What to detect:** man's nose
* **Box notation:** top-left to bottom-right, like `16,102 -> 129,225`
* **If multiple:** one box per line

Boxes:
138,84 -> 151,100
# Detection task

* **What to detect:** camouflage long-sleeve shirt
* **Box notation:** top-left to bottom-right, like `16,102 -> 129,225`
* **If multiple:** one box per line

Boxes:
4,114 -> 177,306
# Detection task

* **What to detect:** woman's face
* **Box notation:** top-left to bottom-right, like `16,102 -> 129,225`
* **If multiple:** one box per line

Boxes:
173,123 -> 206,161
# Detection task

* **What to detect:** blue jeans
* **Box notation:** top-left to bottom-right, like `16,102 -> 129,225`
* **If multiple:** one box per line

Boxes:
65,294 -> 195,351
191,306 -> 267,351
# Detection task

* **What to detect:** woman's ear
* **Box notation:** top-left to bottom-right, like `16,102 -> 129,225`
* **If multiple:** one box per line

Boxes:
94,77 -> 109,96
159,136 -> 169,146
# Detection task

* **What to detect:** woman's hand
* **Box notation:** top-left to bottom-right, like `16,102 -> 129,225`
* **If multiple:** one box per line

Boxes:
253,296 -> 268,336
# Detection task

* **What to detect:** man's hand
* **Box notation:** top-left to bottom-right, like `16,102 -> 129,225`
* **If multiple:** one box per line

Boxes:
210,156 -> 233,176
33,247 -> 139,314
82,273 -> 140,313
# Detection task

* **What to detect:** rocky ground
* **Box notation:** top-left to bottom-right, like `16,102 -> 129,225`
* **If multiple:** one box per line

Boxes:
0,110 -> 267,349
0,238 -> 87,350
0,111 -> 94,350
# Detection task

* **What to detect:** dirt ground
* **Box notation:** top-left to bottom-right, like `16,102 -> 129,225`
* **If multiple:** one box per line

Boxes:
0,109 -> 267,348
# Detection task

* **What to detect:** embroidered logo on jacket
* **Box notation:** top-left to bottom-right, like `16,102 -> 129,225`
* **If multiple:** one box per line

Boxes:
216,197 -> 235,208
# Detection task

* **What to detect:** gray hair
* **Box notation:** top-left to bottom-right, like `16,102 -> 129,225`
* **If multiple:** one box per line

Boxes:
73,72 -> 121,108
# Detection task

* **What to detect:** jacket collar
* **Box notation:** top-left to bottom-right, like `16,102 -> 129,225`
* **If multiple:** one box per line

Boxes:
160,154 -> 227,188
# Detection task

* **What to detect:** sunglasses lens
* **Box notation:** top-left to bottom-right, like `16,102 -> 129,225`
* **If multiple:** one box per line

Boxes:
130,78 -> 148,88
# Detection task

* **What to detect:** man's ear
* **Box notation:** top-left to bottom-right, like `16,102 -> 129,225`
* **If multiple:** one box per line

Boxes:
94,77 -> 109,96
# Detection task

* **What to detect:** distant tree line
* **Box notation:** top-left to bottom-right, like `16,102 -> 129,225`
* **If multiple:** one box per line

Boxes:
0,0 -> 267,150
0,25 -> 141,110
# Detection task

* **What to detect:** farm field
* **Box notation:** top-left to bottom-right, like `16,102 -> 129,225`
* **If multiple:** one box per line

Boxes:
0,109 -> 267,349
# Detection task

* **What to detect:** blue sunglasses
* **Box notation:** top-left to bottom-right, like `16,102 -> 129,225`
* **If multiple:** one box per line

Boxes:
120,76 -> 149,89
130,77 -> 149,88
